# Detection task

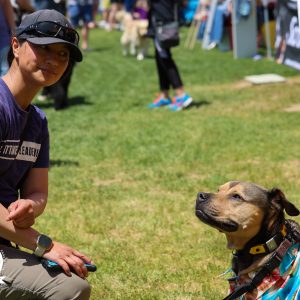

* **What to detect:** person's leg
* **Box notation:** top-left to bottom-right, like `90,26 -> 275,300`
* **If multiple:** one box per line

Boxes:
61,63 -> 75,96
81,24 -> 89,50
53,63 -> 75,110
49,62 -> 75,110
108,2 -> 118,29
153,41 -> 192,110
89,0 -> 99,28
0,245 -> 91,300
154,40 -> 183,92
209,7 -> 225,46
67,4 -> 80,29
155,48 -> 171,94
107,0 -> 124,29
81,4 -> 93,50
148,41 -> 172,108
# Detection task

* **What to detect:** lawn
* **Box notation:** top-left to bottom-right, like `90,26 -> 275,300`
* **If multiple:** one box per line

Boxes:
33,27 -> 300,299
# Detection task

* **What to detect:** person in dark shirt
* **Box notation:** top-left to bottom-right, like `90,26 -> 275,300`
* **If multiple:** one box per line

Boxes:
0,9 -> 92,299
147,0 -> 193,111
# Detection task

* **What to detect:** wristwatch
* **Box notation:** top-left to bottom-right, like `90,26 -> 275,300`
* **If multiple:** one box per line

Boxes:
33,234 -> 53,257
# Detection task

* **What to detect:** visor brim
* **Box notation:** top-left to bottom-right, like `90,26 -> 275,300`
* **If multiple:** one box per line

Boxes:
27,36 -> 82,62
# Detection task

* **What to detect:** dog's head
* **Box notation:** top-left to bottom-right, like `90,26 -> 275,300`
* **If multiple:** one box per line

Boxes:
195,181 -> 299,250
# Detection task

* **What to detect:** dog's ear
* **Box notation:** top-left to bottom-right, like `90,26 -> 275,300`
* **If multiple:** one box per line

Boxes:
269,188 -> 300,216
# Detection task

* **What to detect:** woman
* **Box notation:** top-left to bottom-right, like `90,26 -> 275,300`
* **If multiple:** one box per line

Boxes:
0,9 -> 92,299
147,0 -> 192,111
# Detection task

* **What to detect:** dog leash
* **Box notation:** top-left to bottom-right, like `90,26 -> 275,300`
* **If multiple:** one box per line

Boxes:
222,222 -> 300,300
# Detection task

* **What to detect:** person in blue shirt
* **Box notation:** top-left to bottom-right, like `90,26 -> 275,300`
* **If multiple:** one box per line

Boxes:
0,9 -> 92,299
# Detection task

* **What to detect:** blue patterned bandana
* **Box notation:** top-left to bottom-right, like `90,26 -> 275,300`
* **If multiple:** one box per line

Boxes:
228,243 -> 300,299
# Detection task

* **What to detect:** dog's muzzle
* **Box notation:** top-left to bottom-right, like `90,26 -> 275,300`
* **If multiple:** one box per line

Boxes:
195,192 -> 239,232
195,192 -> 211,211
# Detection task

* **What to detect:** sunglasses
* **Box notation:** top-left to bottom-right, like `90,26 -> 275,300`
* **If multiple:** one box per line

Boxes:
18,21 -> 79,45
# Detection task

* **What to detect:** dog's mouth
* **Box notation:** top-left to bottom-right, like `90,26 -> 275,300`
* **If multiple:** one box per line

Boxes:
195,209 -> 239,232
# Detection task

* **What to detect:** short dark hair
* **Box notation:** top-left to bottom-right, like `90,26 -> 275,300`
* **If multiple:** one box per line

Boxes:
7,47 -> 14,67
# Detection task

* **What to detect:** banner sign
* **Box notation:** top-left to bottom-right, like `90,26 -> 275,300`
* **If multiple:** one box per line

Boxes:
275,0 -> 300,70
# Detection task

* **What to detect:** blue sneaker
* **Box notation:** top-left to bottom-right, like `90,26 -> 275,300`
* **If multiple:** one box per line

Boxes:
148,96 -> 172,108
168,93 -> 193,111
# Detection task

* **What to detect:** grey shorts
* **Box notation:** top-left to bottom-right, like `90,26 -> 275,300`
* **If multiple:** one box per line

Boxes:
0,245 -> 91,300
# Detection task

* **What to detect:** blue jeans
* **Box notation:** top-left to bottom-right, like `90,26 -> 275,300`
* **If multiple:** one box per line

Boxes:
210,6 -> 225,43
68,4 -> 93,27
197,5 -> 227,44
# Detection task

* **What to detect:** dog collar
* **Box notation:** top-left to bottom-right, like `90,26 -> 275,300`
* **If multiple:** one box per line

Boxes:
249,224 -> 287,255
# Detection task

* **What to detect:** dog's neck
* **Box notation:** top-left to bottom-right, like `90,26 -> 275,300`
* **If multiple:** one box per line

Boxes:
230,220 -> 284,275
225,225 -> 274,251
226,235 -> 253,250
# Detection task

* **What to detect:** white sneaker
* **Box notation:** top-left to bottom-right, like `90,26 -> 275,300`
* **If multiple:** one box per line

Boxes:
206,42 -> 217,50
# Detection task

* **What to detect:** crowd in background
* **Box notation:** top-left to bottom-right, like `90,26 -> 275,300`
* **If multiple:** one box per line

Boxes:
0,0 -> 278,111
0,0 -> 278,67
4,1 -> 279,56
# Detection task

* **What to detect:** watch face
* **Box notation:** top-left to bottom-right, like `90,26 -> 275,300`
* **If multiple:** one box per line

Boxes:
38,234 -> 52,249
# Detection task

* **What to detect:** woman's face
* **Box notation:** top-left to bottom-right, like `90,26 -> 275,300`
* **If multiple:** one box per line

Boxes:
13,38 -> 70,87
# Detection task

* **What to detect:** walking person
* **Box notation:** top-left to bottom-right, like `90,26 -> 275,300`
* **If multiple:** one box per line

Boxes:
0,9 -> 92,299
147,0 -> 193,111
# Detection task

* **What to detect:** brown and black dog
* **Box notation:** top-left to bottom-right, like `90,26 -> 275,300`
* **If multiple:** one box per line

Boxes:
195,181 -> 300,299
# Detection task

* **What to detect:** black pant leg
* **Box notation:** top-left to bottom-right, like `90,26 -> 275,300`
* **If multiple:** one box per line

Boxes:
155,48 -> 170,91
155,43 -> 183,91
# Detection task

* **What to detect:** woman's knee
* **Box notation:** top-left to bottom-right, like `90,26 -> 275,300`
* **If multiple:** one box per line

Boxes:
72,277 -> 91,300
47,275 -> 91,300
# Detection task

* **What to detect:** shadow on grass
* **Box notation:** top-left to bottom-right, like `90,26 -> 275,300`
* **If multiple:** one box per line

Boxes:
84,47 -> 111,52
35,96 -> 92,110
144,55 -> 155,59
132,99 -> 210,109
68,96 -> 93,107
50,159 -> 79,168
187,100 -> 210,109
81,45 -> 120,53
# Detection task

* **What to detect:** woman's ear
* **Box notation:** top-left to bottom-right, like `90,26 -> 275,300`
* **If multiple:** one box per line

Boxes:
11,37 -> 21,60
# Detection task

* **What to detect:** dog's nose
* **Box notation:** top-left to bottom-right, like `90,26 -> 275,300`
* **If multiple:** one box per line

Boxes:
197,192 -> 210,202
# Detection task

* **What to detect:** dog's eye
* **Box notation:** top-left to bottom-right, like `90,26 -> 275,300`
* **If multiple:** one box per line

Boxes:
232,194 -> 243,200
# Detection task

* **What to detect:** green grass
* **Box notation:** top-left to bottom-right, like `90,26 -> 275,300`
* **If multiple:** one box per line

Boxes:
33,28 -> 300,299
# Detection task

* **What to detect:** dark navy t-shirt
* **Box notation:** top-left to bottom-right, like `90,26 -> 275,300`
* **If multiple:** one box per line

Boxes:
0,78 -> 49,208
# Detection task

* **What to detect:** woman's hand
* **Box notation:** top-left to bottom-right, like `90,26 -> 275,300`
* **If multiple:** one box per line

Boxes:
6,199 -> 35,228
43,241 -> 93,279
